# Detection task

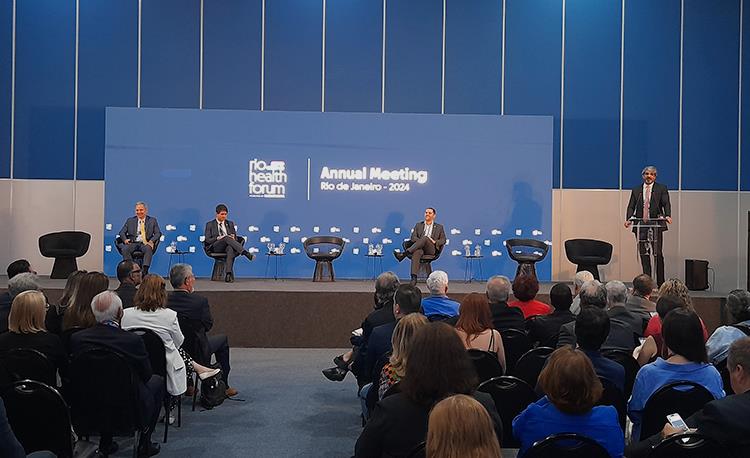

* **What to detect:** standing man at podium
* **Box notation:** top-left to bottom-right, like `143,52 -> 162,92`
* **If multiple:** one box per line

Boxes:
624,166 -> 672,286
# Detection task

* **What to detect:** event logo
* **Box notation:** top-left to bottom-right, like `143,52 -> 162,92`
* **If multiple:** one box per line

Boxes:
249,159 -> 287,198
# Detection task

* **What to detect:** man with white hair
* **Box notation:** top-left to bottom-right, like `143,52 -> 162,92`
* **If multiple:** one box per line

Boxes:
70,291 -> 164,457
570,270 -> 595,315
1,272 -> 41,334
606,280 -> 646,337
486,275 -> 524,332
421,270 -> 459,320
118,201 -> 162,275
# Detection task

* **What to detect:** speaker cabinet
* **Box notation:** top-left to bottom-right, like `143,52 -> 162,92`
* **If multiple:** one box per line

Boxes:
685,259 -> 709,291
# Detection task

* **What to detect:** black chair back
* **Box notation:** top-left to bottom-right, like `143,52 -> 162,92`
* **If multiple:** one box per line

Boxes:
640,381 -> 715,441
1,380 -> 74,458
602,348 -> 640,398
467,349 -> 504,383
66,348 -> 142,438
563,239 -> 613,280
406,441 -> 426,458
505,238 -> 549,278
61,326 -> 85,356
130,328 -> 167,378
303,236 -> 346,260
526,433 -> 610,458
0,348 -> 57,386
38,231 -> 91,257
177,315 -> 211,365
717,358 -> 734,395
501,328 -> 532,373
513,347 -> 554,388
597,377 -> 626,430
477,376 -> 539,449
649,432 -> 728,457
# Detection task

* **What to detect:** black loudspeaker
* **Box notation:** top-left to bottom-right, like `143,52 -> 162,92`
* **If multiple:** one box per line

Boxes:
685,259 -> 709,291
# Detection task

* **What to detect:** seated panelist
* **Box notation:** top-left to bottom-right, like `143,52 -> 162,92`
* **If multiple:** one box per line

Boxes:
204,204 -> 255,283
118,201 -> 161,275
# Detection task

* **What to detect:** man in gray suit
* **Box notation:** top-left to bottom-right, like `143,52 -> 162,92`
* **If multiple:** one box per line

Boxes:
394,207 -> 446,286
118,201 -> 162,275
204,204 -> 254,283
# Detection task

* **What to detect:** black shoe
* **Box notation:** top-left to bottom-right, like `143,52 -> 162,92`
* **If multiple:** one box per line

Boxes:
96,440 -> 119,457
394,251 -> 407,262
322,367 -> 348,382
137,441 -> 160,457
225,272 -> 234,283
243,251 -> 256,261
333,354 -> 349,369
409,275 -> 417,286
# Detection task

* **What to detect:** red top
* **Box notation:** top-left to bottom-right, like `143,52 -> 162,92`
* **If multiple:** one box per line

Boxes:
508,300 -> 552,319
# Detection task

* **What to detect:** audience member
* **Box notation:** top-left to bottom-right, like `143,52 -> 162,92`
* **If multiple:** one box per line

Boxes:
377,313 -> 428,399
122,275 -> 220,396
508,274 -> 551,319
527,283 -> 575,347
558,280 -> 637,351
706,289 -> 750,364
427,394 -> 502,458
628,309 -> 724,440
355,322 -> 502,457
167,264 -> 236,397
643,279 -> 707,342
639,292 -> 709,364
325,272 -> 400,383
606,280 -> 645,337
569,270 -> 594,315
0,260 -> 33,321
1,272 -> 42,334
69,291 -> 164,457
512,346 -> 623,457
62,272 -> 108,331
45,270 -> 86,335
627,274 -> 656,314
114,260 -> 142,309
486,275 -> 524,332
626,337 -> 750,457
455,293 -> 505,371
0,290 -> 67,375
575,307 -> 625,393
421,271 -> 459,320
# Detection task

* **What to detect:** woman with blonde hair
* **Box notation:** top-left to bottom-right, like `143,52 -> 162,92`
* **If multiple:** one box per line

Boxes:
378,313 -> 429,399
455,293 -> 505,371
62,271 -> 109,330
427,394 -> 502,458
121,275 -> 219,395
0,290 -> 67,374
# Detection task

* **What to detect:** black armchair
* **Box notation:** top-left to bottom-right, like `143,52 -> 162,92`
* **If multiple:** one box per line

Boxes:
505,238 -> 548,279
203,236 -> 246,281
38,231 -> 91,279
564,239 -> 613,280
401,239 -> 443,279
115,235 -> 160,266
303,236 -> 346,282
640,381 -> 714,441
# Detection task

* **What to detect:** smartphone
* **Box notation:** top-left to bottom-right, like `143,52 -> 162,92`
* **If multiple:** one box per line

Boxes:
666,413 -> 689,432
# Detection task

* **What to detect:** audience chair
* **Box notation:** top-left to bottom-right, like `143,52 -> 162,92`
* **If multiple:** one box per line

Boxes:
477,376 -> 539,449
66,348 -> 145,458
1,380 -> 74,458
0,348 -> 57,387
60,326 -> 86,357
501,328 -> 532,374
564,239 -> 613,281
602,348 -> 640,399
0,363 -> 13,388
130,328 -> 180,442
303,236 -> 346,282
38,231 -> 91,279
115,235 -> 160,267
640,381 -> 715,441
406,441 -> 426,458
505,238 -> 548,279
467,349 -> 505,383
597,377 -> 626,430
203,236 -> 245,281
649,432 -> 728,457
717,357 -> 734,395
526,433 -> 610,458
401,240 -> 443,280
512,347 -> 554,388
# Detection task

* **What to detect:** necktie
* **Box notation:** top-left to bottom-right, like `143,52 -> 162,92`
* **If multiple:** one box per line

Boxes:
219,222 -> 226,237
139,219 -> 147,243
643,185 -> 651,222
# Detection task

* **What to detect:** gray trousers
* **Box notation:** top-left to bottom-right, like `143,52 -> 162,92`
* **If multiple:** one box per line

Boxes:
407,236 -> 436,276
121,242 -> 154,267
209,236 -> 245,273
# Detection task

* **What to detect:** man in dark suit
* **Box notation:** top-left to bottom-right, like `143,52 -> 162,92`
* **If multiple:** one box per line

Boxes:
203,203 -> 254,283
0,260 -> 33,333
114,260 -> 141,309
625,166 -> 672,286
528,283 -> 575,347
70,291 -> 163,457
166,263 -> 236,397
626,337 -> 750,457
606,280 -> 646,337
394,207 -> 446,285
118,201 -> 162,275
576,307 -> 626,393
486,275 -> 525,332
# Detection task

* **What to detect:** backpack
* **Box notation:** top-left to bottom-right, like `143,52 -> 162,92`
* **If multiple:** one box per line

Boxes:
199,374 -> 227,409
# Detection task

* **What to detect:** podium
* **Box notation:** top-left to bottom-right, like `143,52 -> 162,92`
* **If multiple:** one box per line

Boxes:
629,216 -> 667,268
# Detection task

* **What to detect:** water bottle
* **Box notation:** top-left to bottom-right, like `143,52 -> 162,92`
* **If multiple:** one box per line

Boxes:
170,240 -> 177,253
368,243 -> 374,255
464,244 -> 471,257
375,244 -> 383,256
474,245 -> 481,257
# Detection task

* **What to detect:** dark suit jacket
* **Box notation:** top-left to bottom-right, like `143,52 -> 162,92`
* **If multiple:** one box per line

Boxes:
626,182 -> 671,232
410,221 -> 446,250
558,309 -> 638,351
489,301 -> 525,332
351,303 -> 396,384
0,292 -> 11,334
609,305 -> 646,337
70,324 -> 153,384
118,215 -> 162,243
528,310 -> 575,346
203,219 -> 238,248
626,391 -> 750,457
114,282 -> 138,309
363,321 -> 397,385
166,290 -> 213,364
